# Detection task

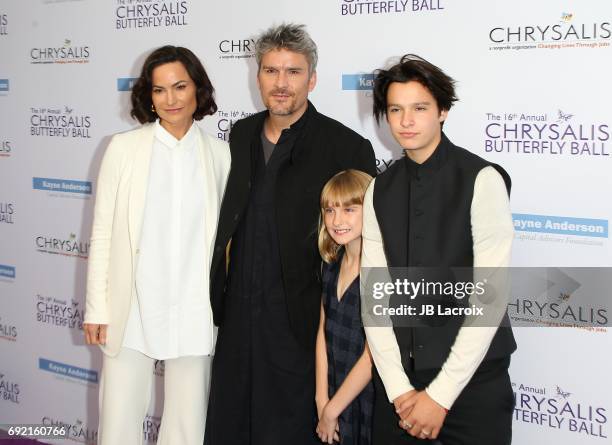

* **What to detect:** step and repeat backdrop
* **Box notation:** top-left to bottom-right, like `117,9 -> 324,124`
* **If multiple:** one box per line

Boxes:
0,0 -> 610,443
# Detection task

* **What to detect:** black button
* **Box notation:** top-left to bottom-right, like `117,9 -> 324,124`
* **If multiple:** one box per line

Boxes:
417,344 -> 424,350
247,181 -> 251,189
415,234 -> 424,240
215,245 -> 222,252
234,213 -> 239,221
415,209 -> 424,216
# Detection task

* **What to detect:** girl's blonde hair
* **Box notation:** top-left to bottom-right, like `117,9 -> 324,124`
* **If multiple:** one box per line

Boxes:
318,169 -> 373,264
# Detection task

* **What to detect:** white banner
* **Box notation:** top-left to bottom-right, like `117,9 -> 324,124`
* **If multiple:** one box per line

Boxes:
0,0 -> 610,443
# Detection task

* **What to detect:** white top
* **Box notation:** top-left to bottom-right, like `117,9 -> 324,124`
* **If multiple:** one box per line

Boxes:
122,121 -> 212,359
361,166 -> 514,409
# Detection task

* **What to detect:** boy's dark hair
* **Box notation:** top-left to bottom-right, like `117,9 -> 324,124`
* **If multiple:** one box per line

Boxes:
373,54 -> 458,124
131,45 -> 217,124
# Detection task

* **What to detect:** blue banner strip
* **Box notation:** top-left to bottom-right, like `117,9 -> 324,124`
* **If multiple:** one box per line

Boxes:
0,264 -> 15,278
513,213 -> 608,238
117,77 -> 137,91
39,358 -> 98,383
342,74 -> 374,90
33,177 -> 92,194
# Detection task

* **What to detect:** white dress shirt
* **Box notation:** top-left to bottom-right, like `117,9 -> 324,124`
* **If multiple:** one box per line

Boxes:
361,166 -> 514,409
123,121 -> 213,360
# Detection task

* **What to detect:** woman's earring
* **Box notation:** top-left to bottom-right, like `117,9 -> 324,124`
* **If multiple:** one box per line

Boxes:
151,104 -> 156,113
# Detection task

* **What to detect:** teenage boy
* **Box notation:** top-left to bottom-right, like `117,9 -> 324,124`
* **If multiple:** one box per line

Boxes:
361,54 -> 516,444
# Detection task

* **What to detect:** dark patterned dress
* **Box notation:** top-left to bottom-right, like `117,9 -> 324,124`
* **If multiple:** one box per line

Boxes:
322,251 -> 374,445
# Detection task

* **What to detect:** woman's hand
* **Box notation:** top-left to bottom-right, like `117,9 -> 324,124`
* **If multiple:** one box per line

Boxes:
316,402 -> 340,444
84,323 -> 107,345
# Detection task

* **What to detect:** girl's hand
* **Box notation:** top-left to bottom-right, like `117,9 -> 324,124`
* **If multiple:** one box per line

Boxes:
316,396 -> 329,420
316,403 -> 340,444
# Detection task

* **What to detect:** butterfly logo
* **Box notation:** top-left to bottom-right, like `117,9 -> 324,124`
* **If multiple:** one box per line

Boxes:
560,13 -> 573,23
556,386 -> 571,399
64,39 -> 72,47
64,106 -> 73,114
557,109 -> 574,122
558,292 -> 571,302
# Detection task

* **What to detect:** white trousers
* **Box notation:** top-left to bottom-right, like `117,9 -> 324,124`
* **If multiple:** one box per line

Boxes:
98,348 -> 210,445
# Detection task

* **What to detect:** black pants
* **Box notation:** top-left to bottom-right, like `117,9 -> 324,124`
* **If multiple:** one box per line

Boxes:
372,358 -> 514,445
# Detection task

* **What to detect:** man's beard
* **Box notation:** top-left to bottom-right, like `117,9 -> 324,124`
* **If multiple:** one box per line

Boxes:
265,89 -> 296,116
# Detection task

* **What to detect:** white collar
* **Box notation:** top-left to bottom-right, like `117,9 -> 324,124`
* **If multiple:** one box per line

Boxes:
154,120 -> 197,150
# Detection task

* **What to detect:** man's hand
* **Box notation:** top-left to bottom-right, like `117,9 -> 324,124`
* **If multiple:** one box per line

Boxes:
396,390 -> 447,440
84,323 -> 107,345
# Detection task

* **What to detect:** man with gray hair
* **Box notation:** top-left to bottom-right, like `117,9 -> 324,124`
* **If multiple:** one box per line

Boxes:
206,23 -> 376,444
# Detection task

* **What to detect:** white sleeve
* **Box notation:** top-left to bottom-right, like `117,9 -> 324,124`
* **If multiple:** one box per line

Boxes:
426,166 -> 514,409
84,136 -> 124,324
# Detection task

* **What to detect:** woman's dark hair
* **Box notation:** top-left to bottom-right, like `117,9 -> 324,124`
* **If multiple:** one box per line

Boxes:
130,45 -> 217,123
373,54 -> 458,124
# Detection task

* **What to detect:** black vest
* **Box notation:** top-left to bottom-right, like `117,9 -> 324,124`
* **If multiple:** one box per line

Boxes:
373,133 -> 517,371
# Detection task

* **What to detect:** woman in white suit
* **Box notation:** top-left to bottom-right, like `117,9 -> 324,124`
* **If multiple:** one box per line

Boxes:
83,46 -> 230,445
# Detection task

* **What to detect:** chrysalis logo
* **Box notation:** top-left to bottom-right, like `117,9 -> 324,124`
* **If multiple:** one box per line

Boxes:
0,202 -> 14,224
30,39 -> 91,64
489,14 -> 611,46
0,14 -> 7,36
513,382 -> 608,438
218,39 -> 255,60
216,109 -> 255,141
143,415 -> 161,443
35,233 -> 90,258
376,158 -> 395,174
115,0 -> 189,30
483,110 -> 611,157
41,417 -> 97,443
0,140 -> 11,157
29,106 -> 93,138
36,295 -> 84,331
0,372 -> 20,404
0,317 -> 18,341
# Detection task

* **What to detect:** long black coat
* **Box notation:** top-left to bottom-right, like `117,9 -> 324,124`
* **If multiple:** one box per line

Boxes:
210,103 -> 377,349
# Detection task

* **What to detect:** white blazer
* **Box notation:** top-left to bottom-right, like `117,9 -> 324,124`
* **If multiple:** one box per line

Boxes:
84,123 -> 231,357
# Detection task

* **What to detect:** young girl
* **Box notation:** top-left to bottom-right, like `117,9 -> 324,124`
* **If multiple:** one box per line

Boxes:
315,169 -> 375,445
